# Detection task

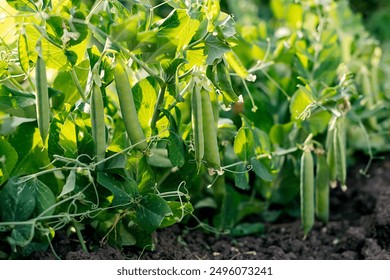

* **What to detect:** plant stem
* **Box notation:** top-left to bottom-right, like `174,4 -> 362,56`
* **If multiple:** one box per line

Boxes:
70,68 -> 87,101
72,220 -> 88,254
150,83 -> 167,132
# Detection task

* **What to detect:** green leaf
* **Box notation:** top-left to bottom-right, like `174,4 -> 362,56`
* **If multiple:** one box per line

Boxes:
290,87 -> 315,120
158,10 -> 200,52
136,194 -> 172,234
9,224 -> 35,247
9,123 -> 50,177
160,201 -> 193,228
250,157 -> 273,182
58,170 -> 76,198
166,133 -> 185,167
0,178 -> 36,222
97,172 -> 139,207
0,139 -> 18,185
0,85 -> 36,118
234,127 -> 255,162
133,77 -> 169,139
0,177 -> 55,222
6,0 -> 37,12
204,35 -> 231,65
234,162 -> 250,190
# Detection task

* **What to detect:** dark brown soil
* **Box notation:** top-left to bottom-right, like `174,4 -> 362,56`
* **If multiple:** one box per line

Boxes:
32,158 -> 390,260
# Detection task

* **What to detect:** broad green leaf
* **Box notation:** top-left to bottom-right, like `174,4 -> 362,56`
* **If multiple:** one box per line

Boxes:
97,172 -> 139,207
0,178 -> 36,221
133,77 -> 169,139
59,114 -> 78,159
204,35 -> 230,65
58,170 -> 76,198
214,185 -> 241,230
308,110 -> 332,135
127,156 -> 155,195
234,127 -> 255,162
158,10 -> 200,52
269,122 -> 294,146
6,0 -> 37,12
250,157 -> 273,182
9,123 -> 50,176
136,194 -> 172,234
289,87 -> 314,120
0,139 -> 18,185
0,85 -> 36,118
160,201 -> 194,228
9,224 -> 35,247
166,133 -> 185,167
234,162 -> 250,190
18,32 -> 30,72
32,178 -> 56,217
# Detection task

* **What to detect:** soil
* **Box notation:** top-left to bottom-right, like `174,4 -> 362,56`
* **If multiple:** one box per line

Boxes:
31,157 -> 390,260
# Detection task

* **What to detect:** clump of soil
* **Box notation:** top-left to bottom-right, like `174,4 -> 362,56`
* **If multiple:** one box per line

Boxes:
32,158 -> 390,260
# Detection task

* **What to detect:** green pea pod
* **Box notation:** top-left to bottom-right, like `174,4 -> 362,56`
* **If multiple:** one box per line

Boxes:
114,59 -> 147,150
326,117 -> 337,185
224,51 -> 249,79
216,61 -> 238,103
91,83 -> 106,171
335,117 -> 347,190
200,88 -> 221,171
35,54 -> 50,143
315,153 -> 330,223
191,84 -> 204,173
300,148 -> 315,236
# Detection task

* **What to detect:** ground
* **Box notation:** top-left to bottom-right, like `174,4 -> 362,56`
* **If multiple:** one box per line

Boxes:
32,156 -> 390,260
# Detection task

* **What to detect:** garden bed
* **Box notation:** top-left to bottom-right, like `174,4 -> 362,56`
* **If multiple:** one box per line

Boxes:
32,157 -> 390,260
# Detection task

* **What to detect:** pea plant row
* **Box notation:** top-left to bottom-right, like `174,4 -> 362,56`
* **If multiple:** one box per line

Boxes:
0,0 -> 387,258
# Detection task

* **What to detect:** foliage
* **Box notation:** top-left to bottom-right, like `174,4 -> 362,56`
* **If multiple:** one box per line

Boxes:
0,0 -> 388,258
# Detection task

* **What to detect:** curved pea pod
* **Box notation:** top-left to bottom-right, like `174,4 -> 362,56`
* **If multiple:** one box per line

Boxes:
114,59 -> 147,150
35,54 -> 50,143
191,85 -> 204,173
200,88 -> 221,171
224,51 -> 249,79
300,148 -> 315,236
91,83 -> 106,171
315,153 -> 330,223
216,61 -> 238,103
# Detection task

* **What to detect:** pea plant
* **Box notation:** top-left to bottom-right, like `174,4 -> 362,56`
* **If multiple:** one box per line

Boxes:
0,0 -> 387,259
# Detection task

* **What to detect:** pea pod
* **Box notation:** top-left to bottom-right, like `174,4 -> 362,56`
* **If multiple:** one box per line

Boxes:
315,152 -> 330,223
114,59 -> 147,150
216,61 -> 238,103
91,83 -> 106,171
326,117 -> 337,185
335,117 -> 347,190
191,84 -> 204,173
300,148 -> 315,236
200,88 -> 221,171
35,54 -> 50,143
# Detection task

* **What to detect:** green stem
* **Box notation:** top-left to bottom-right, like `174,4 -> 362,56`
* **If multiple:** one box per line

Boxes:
70,68 -> 87,101
128,53 -> 165,86
72,220 -> 88,254
150,84 -> 167,132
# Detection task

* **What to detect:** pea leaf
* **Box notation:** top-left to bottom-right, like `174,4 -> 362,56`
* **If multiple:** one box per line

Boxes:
160,201 -> 193,228
0,177 -> 55,222
0,178 -> 36,222
0,139 -> 18,185
290,86 -> 315,120
9,123 -> 50,177
6,0 -> 37,12
234,127 -> 255,162
9,224 -> 35,248
58,170 -> 76,198
204,35 -> 230,65
97,172 -> 139,207
0,85 -> 36,119
250,157 -> 273,182
234,161 -> 250,190
136,194 -> 172,234
166,132 -> 185,168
